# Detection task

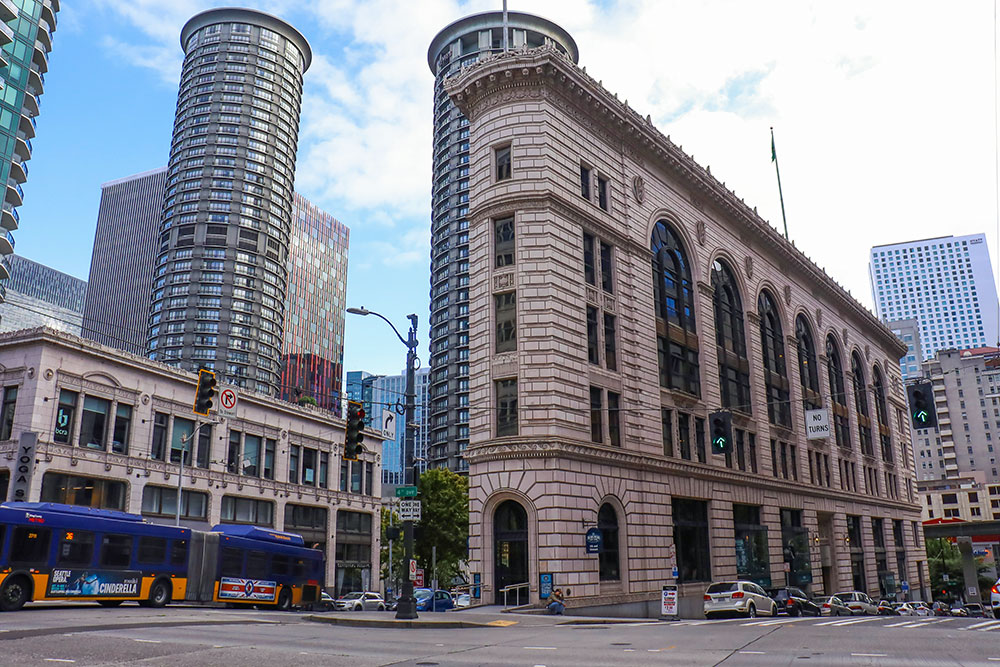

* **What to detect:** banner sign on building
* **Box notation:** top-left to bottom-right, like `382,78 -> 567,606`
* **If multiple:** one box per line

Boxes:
9,432 -> 38,502
539,572 -> 553,599
585,527 -> 602,554
805,409 -> 831,440
661,585 -> 678,617
218,577 -> 277,601
47,569 -> 141,597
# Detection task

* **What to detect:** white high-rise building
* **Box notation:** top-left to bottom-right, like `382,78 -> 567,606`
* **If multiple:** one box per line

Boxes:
869,234 -> 999,360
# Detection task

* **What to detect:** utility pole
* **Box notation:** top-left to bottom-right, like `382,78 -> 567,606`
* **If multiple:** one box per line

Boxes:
397,313 -> 419,619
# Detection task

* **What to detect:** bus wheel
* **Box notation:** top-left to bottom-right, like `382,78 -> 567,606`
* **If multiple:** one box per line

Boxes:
98,600 -> 123,608
0,575 -> 30,611
276,587 -> 292,611
148,580 -> 171,608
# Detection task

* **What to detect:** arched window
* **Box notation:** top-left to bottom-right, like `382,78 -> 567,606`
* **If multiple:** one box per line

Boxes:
597,503 -> 620,581
651,221 -> 699,396
851,351 -> 874,457
758,290 -> 790,427
796,316 -> 820,409
711,260 -> 751,412
871,365 -> 892,462
826,336 -> 851,449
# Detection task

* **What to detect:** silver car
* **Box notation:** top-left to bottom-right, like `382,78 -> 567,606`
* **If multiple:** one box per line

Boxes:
333,591 -> 386,611
704,581 -> 778,618
833,591 -> 878,615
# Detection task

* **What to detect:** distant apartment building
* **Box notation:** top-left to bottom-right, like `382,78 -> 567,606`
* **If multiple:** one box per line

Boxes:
372,367 -> 430,486
345,370 -> 376,419
82,168 -> 167,354
888,319 -> 924,381
278,192 -> 348,411
915,346 -> 1000,483
0,254 -> 85,334
870,234 -> 1000,360
918,472 -> 1000,522
0,0 -> 58,303
83,170 -> 347,409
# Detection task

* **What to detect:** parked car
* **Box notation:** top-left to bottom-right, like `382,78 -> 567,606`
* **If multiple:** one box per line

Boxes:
315,591 -> 336,611
414,588 -> 454,612
767,587 -> 821,616
891,602 -> 918,616
833,591 -> 878,616
454,593 -> 471,608
991,578 -> 1000,619
911,601 -> 932,616
704,581 -> 777,619
950,604 -> 969,617
931,601 -> 952,616
334,591 -> 386,611
964,603 -> 988,618
816,595 -> 852,616
876,599 -> 898,616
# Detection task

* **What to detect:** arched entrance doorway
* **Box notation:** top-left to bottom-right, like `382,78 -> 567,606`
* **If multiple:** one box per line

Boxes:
494,499 -> 529,605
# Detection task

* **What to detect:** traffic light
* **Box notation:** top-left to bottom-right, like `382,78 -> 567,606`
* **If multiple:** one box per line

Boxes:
709,410 -> 733,455
193,369 -> 217,416
906,381 -> 937,429
344,400 -> 365,460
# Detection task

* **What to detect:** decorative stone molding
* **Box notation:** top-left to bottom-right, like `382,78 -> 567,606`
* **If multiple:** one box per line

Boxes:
696,220 -> 706,246
586,286 -> 599,304
696,280 -> 714,298
494,272 -> 516,291
784,285 -> 792,306
746,311 -> 762,326
632,175 -> 645,204
816,309 -> 823,329
744,256 -> 754,279
492,353 -> 518,378
602,294 -> 617,313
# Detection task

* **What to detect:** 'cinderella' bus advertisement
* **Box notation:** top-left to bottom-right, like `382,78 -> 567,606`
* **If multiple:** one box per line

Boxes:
47,569 -> 141,597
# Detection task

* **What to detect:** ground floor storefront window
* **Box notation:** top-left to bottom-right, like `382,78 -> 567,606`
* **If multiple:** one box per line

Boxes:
780,508 -> 812,589
673,498 -> 711,583
40,472 -> 126,510
336,510 -> 372,596
0,469 -> 8,501
734,504 -> 770,586
847,515 -> 866,593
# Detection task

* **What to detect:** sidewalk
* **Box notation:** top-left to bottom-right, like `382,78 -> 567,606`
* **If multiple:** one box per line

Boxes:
306,606 -> 654,629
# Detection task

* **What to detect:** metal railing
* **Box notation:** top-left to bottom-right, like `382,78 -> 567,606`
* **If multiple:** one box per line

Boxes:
500,581 -> 530,609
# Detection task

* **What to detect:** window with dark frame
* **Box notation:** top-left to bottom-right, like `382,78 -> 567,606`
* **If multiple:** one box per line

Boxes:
495,291 -> 517,353
597,503 -> 620,580
758,290 -> 791,428
712,260 -> 751,412
796,316 -> 821,409
496,378 -> 518,437
586,306 -> 600,364
590,386 -> 603,443
495,144 -> 512,181
673,498 -> 711,583
583,233 -> 596,285
608,391 -> 621,447
580,164 -> 591,199
871,365 -> 893,463
0,385 -> 17,440
852,352 -> 874,457
227,430 -> 241,474
826,336 -> 852,449
651,221 -> 700,396
662,409 -> 674,457
597,175 -> 609,211
53,389 -> 77,444
603,313 -> 617,371
599,241 -> 613,293
495,216 -> 515,268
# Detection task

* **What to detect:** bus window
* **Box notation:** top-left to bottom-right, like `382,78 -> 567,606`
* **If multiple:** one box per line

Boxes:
271,554 -> 289,576
138,537 -> 167,564
57,530 -> 95,567
171,539 -> 188,567
221,547 -> 243,577
10,527 -> 51,565
100,534 -> 132,568
293,558 -> 307,577
246,550 -> 268,579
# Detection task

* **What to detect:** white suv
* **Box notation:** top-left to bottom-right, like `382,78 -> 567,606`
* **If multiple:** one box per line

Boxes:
991,578 -> 1000,619
833,591 -> 878,615
704,581 -> 778,619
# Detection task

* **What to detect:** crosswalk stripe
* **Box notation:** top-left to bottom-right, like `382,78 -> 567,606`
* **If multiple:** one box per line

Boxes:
823,617 -> 881,626
974,622 -> 1000,632
743,617 -> 813,626
968,620 -> 1000,630
885,620 -> 915,627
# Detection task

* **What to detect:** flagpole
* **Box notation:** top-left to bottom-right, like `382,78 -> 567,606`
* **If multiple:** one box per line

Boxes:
771,126 -> 789,240
502,0 -> 509,52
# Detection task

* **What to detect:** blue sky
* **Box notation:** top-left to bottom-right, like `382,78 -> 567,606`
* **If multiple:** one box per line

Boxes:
15,1 -> 1000,375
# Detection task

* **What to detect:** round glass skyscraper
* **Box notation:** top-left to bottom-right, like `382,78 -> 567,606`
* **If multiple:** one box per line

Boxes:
147,8 -> 311,395
426,12 -> 578,471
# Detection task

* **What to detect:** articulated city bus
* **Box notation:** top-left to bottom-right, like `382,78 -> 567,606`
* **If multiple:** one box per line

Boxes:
0,502 -> 324,611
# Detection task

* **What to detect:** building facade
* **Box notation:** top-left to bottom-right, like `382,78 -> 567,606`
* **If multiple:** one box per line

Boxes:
278,192 -> 348,410
0,254 -> 84,334
426,12 -> 578,473
888,319 -> 923,381
147,8 -> 311,396
372,367 -> 430,486
870,234 -> 999,361
0,327 -> 381,594
0,0 -> 58,303
446,45 -> 927,615
915,346 -> 1000,483
82,168 -> 168,354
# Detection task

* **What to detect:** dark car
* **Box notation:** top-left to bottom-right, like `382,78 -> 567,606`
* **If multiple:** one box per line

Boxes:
767,587 -> 821,616
931,601 -> 951,616
877,599 -> 898,616
964,603 -> 988,618
414,588 -> 454,612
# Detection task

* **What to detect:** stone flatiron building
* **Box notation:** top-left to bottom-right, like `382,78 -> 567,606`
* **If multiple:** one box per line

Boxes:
445,46 -> 927,615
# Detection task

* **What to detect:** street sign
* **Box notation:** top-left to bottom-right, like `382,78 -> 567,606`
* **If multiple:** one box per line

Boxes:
400,499 -> 422,521
661,585 -> 678,617
408,558 -> 416,581
415,568 -> 425,587
381,409 -> 397,441
901,580 -> 909,592
805,408 -> 831,440
218,386 -> 238,417
585,527 -> 602,554
395,486 -> 418,498
539,573 -> 553,599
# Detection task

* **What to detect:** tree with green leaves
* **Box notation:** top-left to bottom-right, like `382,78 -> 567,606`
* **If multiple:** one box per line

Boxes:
926,537 -> 993,602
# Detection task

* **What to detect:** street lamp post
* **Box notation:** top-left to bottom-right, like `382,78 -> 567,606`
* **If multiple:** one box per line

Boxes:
347,306 -> 419,620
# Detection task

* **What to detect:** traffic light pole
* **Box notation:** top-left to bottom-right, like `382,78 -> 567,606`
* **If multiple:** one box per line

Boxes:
396,313 -> 419,620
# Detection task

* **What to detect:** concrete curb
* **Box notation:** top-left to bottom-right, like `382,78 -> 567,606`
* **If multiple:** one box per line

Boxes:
305,614 -> 500,629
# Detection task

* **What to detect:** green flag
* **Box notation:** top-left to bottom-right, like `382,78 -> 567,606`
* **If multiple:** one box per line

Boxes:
771,135 -> 777,162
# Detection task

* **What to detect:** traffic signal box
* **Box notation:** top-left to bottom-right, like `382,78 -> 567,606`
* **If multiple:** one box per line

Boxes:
906,381 -> 938,429
193,369 -> 217,416
709,410 -> 733,455
344,400 -> 366,460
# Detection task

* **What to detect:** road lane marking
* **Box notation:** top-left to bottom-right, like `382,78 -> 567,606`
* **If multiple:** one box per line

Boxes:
977,622 -> 1000,632
740,650 -> 767,654
968,620 -> 999,629
523,647 -> 557,650
884,620 -> 914,627
43,661 -> 76,664
744,617 -> 812,626
987,658 -> 1000,661
820,617 -> 880,626
488,620 -> 518,627
852,653 -> 888,657
133,639 -> 162,643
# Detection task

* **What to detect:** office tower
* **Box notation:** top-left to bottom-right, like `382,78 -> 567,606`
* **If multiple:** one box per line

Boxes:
870,234 -> 999,360
887,319 -> 923,381
426,11 -> 578,472
916,346 -> 1000,483
372,367 -> 430,486
445,43 -> 924,608
147,8 -> 311,396
82,168 -> 167,354
279,192 -> 349,410
0,0 -> 58,302
346,370 -> 376,417
0,254 -> 84,333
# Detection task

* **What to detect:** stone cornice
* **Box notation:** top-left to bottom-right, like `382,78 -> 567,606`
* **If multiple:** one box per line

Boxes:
446,47 -> 906,359
465,437 -> 921,513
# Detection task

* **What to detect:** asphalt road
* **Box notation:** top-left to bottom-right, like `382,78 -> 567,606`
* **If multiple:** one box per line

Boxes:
2,605 -> 1000,666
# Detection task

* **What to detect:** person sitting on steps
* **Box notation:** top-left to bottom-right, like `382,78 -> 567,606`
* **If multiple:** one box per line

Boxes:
547,588 -> 566,615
